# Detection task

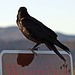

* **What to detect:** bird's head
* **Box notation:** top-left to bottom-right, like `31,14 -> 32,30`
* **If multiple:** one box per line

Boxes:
17,7 -> 29,19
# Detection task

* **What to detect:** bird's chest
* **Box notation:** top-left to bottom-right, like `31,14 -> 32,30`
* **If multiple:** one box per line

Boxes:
18,24 -> 29,36
17,21 -> 38,43
18,23 -> 33,39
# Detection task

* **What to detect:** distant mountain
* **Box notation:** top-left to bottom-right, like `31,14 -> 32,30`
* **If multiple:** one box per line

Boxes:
0,26 -> 25,41
0,26 -> 75,41
57,32 -> 75,41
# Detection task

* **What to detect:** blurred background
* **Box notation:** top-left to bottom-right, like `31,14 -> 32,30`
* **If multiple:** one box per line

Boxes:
0,0 -> 75,74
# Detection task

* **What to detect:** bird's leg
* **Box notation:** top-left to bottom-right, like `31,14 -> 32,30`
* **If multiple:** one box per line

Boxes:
31,43 -> 40,50
30,43 -> 40,55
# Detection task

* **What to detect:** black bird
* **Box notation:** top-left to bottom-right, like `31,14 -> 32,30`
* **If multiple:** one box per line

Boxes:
16,7 -> 70,61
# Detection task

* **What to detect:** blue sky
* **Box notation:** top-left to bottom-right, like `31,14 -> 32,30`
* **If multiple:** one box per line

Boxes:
0,0 -> 75,35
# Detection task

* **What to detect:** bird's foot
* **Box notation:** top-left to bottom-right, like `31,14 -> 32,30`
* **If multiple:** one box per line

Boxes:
31,50 -> 37,56
27,47 -> 38,56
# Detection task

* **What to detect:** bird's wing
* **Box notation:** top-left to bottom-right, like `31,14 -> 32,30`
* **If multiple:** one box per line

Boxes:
29,16 -> 58,38
21,16 -> 57,41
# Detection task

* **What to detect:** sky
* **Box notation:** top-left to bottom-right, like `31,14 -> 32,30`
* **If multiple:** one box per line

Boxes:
0,0 -> 75,35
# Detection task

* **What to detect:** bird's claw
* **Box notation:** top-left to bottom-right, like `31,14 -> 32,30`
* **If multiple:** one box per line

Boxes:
27,48 -> 38,56
31,50 -> 37,56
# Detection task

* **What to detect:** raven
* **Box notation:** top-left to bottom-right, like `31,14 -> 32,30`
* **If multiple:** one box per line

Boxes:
16,7 -> 70,61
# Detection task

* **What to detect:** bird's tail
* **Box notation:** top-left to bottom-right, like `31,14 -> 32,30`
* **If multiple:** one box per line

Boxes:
45,42 -> 66,61
53,39 -> 71,54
